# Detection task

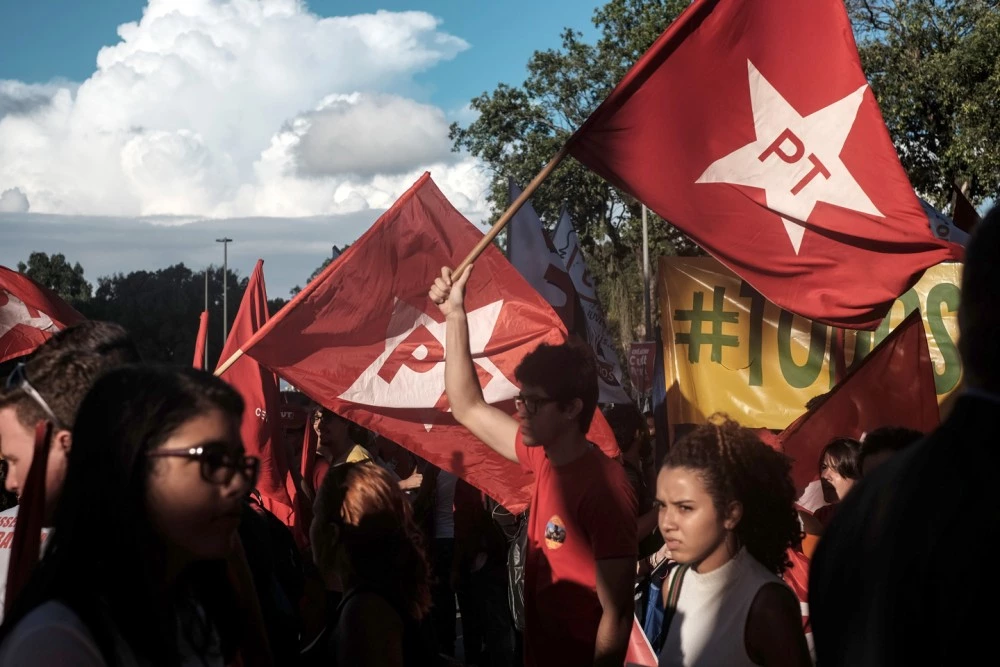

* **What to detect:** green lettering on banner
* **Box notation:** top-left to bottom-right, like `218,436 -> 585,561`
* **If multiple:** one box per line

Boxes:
674,287 -> 740,363
829,330 -> 872,389
778,311 -> 827,388
874,289 -> 921,346
740,281 -> 766,386
926,283 -> 961,394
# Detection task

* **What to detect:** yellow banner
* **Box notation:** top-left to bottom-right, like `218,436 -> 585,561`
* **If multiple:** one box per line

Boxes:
658,257 -> 962,429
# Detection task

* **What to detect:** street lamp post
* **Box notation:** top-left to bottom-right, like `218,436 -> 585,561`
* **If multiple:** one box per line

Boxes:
216,238 -> 233,344
204,268 -> 210,368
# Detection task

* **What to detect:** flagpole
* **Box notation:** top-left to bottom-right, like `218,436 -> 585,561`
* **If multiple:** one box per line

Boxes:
642,204 -> 652,342
204,268 -> 210,369
453,144 -> 571,276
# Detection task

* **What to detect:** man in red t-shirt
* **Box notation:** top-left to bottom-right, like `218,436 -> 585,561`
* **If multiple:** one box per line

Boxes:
429,266 -> 637,667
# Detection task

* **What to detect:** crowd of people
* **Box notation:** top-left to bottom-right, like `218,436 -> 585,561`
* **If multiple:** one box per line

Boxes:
0,204 -> 995,666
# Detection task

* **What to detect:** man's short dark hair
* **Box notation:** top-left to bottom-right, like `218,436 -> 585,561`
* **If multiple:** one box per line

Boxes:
859,426 -> 923,469
0,321 -> 140,429
514,337 -> 599,433
603,403 -> 645,454
959,205 -> 1000,392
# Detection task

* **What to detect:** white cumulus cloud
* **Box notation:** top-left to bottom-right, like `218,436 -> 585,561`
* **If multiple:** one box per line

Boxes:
0,0 -> 490,221
0,188 -> 29,213
296,93 -> 455,178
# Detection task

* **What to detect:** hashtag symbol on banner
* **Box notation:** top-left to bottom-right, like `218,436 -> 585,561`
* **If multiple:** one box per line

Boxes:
674,287 -> 739,363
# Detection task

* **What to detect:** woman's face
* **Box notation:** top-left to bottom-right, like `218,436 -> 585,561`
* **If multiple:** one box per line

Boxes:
656,466 -> 739,573
819,455 -> 855,503
146,408 -> 251,562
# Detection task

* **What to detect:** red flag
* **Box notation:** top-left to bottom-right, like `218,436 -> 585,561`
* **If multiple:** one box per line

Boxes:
243,174 -> 618,513
778,310 -> 938,496
568,0 -> 961,330
0,266 -> 84,364
783,547 -> 813,653
625,617 -> 657,666
216,261 -> 294,525
192,311 -> 209,369
951,183 -> 981,233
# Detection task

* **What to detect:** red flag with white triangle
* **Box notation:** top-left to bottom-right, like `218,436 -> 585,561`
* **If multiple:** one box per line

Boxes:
0,266 -> 84,364
242,173 -> 619,513
569,0 -> 961,329
216,260 -> 294,526
779,310 -> 938,501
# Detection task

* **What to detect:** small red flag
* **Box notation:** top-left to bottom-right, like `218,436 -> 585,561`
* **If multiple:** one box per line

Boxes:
192,311 -> 209,370
0,266 -> 84,363
243,174 -> 618,513
778,310 -> 938,496
951,183 -> 981,234
216,261 -> 294,525
568,0 -> 961,329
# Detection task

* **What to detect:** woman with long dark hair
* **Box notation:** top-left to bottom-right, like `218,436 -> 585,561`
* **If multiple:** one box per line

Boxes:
310,461 -> 434,666
655,415 -> 811,667
0,366 -> 257,666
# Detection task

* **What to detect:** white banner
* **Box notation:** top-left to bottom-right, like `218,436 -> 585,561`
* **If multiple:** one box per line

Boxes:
507,180 -> 630,403
552,207 -> 631,404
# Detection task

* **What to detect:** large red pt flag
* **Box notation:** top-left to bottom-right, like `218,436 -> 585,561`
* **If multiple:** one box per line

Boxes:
0,266 -> 84,364
569,0 -> 961,329
245,174 -> 618,513
217,261 -> 294,525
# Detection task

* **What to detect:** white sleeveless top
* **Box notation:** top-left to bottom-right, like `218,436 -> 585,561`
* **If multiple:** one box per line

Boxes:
658,548 -> 784,667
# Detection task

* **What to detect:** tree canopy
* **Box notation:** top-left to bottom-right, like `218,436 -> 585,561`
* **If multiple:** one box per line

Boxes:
17,251 -> 93,302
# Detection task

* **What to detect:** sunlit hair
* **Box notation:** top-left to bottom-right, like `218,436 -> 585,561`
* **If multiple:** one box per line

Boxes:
662,414 -> 801,574
313,462 -> 431,620
0,321 -> 140,429
819,437 -> 862,480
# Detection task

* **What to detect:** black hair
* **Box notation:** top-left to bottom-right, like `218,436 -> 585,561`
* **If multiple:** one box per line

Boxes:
859,426 -> 923,470
0,365 -> 245,665
959,205 -> 1000,392
603,403 -> 646,454
819,437 -> 862,480
514,337 -> 599,432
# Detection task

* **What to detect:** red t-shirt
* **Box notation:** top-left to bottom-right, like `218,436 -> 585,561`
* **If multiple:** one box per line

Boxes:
516,430 -> 637,667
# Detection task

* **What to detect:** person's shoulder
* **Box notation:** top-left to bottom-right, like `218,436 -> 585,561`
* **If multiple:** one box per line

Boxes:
0,601 -> 106,666
339,590 -> 403,635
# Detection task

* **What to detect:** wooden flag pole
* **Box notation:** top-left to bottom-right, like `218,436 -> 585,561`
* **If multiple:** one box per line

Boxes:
215,347 -> 244,377
452,143 -> 571,276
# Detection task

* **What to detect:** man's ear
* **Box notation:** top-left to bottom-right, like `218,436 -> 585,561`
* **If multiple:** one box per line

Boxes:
563,398 -> 584,423
723,501 -> 743,531
52,429 -> 72,454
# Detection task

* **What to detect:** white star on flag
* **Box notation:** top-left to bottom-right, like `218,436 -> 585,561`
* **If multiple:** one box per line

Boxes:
697,60 -> 883,253
0,290 -> 58,338
339,298 -> 518,429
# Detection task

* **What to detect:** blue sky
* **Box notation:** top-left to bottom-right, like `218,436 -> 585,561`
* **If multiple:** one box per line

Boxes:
0,0 -> 603,113
0,0 -> 607,294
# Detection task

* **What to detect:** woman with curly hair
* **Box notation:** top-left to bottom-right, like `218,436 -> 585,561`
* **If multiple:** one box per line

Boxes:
310,461 -> 435,666
655,416 -> 811,667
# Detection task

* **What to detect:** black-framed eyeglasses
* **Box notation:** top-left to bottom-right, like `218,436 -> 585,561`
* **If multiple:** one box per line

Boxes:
148,445 -> 260,487
514,394 -> 561,416
4,362 -> 62,428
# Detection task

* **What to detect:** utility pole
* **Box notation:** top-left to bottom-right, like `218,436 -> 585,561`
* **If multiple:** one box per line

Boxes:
216,238 -> 232,344
204,268 -> 210,368
642,204 -> 652,341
